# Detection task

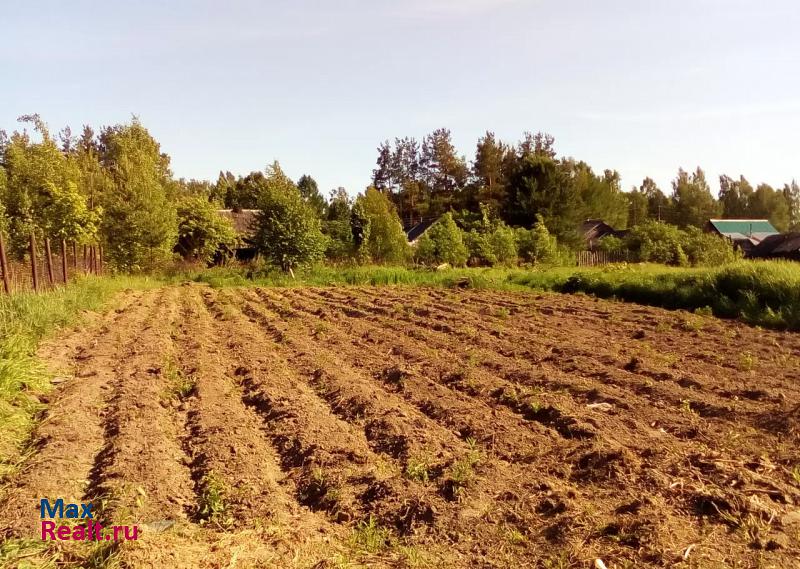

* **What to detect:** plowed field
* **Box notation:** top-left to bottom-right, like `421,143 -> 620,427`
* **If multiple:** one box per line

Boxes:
2,284 -> 799,568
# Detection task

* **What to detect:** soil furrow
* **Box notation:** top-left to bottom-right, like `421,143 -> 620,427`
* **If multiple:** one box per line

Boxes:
171,287 -> 320,528
88,287 -> 196,524
275,287 -> 559,463
4,284 -> 798,568
299,287 -> 789,451
0,289 -> 151,537
291,287 -> 604,444
199,287 -> 450,540
225,289 -> 552,565
232,289 -> 464,463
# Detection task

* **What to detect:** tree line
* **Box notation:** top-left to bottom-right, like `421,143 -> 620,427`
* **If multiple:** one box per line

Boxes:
0,115 -> 229,272
372,129 -> 800,240
1,115 -> 798,274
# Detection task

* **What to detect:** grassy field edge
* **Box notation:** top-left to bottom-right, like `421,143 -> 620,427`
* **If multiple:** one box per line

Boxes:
0,276 -> 157,480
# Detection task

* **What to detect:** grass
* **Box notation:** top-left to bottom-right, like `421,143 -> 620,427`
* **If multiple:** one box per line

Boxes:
0,275 -> 155,480
176,259 -> 800,330
350,515 -> 392,555
0,539 -> 57,569
443,438 -> 481,500
0,537 -> 121,569
173,264 -> 526,290
508,260 -> 800,331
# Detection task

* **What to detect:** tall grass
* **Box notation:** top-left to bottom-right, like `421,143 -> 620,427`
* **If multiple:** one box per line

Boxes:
509,261 -> 800,330
177,264 -> 527,290
0,276 -> 155,479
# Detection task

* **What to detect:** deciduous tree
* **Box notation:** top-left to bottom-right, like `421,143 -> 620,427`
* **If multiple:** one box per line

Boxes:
99,118 -> 178,271
670,168 -> 720,228
355,187 -> 409,264
251,162 -> 326,272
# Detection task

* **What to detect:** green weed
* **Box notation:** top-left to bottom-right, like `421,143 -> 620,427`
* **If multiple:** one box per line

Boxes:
739,351 -> 757,372
404,456 -> 432,484
198,472 -> 231,527
680,399 -> 696,415
0,539 -> 57,569
83,541 -> 122,569
164,356 -> 194,400
350,515 -> 392,554
444,438 -> 481,499
494,307 -> 510,319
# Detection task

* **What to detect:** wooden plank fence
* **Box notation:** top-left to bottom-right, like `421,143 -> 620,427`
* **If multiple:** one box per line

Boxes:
576,250 -> 630,267
0,232 -> 103,295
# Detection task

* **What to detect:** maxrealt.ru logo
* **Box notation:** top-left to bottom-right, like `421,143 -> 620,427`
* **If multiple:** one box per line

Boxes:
40,499 -> 139,541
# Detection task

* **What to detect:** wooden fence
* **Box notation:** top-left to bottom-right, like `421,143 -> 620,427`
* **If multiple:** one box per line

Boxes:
576,250 -> 630,267
0,233 -> 103,295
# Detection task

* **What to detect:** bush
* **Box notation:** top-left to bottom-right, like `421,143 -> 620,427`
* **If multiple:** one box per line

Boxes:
486,224 -> 518,266
321,189 -> 356,262
175,196 -> 237,264
322,219 -> 354,261
415,213 -> 468,267
624,221 -> 688,266
464,224 -> 518,267
682,226 -> 741,266
464,230 -> 497,266
356,188 -> 409,264
622,221 -> 740,267
515,215 -> 558,264
598,235 -> 625,256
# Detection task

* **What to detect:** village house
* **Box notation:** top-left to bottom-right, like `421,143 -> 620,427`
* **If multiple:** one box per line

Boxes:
749,232 -> 800,262
580,219 -> 628,251
217,209 -> 259,260
703,219 -> 779,255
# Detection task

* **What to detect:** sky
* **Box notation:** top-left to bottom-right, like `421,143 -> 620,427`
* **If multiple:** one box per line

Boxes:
2,0 -> 799,197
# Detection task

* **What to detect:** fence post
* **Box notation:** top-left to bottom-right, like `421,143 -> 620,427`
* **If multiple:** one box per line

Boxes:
45,239 -> 55,286
0,233 -> 10,295
61,239 -> 69,284
30,233 -> 39,292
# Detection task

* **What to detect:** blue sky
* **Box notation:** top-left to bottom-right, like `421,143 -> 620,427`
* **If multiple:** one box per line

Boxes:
2,0 -> 799,196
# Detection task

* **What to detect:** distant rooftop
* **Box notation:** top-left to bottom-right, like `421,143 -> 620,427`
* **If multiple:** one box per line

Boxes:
750,232 -> 800,258
707,219 -> 778,238
218,209 -> 258,238
405,217 -> 439,243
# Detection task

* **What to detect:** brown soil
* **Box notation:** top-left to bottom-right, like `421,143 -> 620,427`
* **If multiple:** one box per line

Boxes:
1,284 -> 799,568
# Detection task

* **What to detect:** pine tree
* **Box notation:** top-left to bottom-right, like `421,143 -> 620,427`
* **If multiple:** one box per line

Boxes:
473,131 -> 508,212
297,174 -> 326,218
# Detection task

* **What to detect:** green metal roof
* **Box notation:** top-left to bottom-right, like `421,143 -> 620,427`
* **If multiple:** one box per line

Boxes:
708,219 -> 778,236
